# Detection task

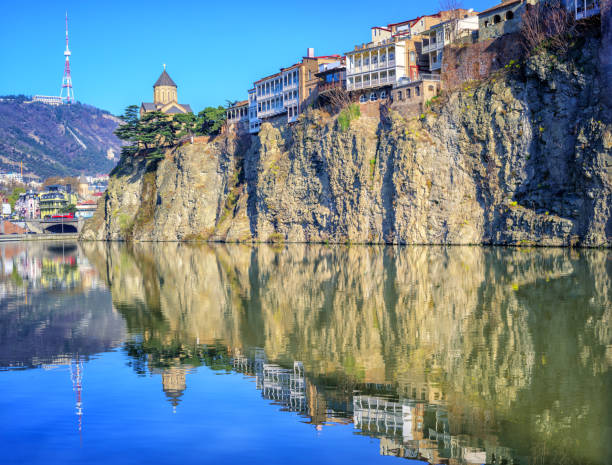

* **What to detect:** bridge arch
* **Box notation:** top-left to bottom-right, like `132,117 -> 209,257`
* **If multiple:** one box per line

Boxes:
44,223 -> 78,234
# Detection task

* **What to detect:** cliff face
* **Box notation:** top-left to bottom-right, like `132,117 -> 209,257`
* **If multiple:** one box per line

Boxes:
82,34 -> 611,246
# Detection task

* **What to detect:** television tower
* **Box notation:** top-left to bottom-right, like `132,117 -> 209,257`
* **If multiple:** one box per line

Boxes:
60,12 -> 74,103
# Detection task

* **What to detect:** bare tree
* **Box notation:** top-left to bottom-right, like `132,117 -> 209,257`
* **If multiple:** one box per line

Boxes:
521,0 -> 576,54
322,87 -> 352,114
439,0 -> 464,43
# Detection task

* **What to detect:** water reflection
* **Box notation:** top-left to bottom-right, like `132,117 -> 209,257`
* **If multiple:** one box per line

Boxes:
0,241 -> 610,465
80,242 -> 611,465
0,242 -> 125,369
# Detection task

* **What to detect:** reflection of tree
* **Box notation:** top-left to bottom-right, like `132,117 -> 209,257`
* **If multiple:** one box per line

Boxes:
81,242 -> 611,465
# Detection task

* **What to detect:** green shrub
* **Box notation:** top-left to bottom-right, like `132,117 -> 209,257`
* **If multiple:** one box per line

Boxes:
338,103 -> 361,132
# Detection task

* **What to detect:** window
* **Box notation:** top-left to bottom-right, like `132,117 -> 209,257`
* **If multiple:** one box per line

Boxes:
370,92 -> 377,101
410,51 -> 415,62
484,20 -> 489,27
398,91 -> 403,101
359,94 -> 367,103
357,59 -> 362,67
506,10 -> 514,20
364,57 -> 370,66
389,52 -> 395,61
494,14 -> 501,24
380,90 -> 387,99
381,54 -> 386,62
415,86 -> 420,96
308,71 -> 312,80
407,88 -> 411,98
372,55 -> 378,64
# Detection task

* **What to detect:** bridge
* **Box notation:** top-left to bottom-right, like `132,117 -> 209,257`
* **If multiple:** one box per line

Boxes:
24,218 -> 84,234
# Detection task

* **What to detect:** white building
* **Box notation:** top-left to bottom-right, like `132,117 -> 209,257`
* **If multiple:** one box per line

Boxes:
346,35 -> 404,92
422,15 -> 478,71
248,88 -> 260,134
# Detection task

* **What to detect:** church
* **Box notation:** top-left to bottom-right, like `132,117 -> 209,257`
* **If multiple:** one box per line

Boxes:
140,66 -> 193,117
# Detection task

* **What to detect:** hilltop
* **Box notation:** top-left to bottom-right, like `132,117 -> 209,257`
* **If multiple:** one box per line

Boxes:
0,96 -> 121,179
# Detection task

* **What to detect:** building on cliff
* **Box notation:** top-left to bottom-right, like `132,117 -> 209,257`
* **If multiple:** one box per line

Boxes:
140,66 -> 193,117
249,49 -> 341,131
345,9 -> 472,105
226,100 -> 249,133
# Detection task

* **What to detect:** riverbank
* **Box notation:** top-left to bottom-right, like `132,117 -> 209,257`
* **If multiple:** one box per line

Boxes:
0,233 -> 79,242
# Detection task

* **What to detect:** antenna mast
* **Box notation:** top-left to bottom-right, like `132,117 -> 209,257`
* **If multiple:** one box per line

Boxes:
60,12 -> 74,103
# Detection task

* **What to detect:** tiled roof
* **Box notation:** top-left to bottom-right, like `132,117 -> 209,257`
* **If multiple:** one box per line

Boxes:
141,102 -> 157,111
154,70 -> 177,87
478,0 -> 521,15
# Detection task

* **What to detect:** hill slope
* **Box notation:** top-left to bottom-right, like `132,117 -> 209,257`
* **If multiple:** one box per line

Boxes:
0,96 -> 121,178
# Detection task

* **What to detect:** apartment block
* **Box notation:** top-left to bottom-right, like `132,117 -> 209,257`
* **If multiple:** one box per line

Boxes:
345,11 -> 467,95
250,49 -> 340,129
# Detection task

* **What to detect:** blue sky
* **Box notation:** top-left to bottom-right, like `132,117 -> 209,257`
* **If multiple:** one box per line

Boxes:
0,0 -> 494,116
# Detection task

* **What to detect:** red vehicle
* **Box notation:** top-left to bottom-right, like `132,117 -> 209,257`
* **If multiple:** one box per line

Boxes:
50,213 -> 74,219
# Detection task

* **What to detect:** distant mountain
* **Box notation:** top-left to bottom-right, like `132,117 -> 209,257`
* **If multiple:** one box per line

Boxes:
0,95 -> 121,179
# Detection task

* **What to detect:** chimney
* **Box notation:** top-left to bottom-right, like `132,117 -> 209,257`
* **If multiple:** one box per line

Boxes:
307,48 -> 315,58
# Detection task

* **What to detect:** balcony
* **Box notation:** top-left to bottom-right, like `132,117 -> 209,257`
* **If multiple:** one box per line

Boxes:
422,40 -> 441,54
575,0 -> 600,19
430,60 -> 441,71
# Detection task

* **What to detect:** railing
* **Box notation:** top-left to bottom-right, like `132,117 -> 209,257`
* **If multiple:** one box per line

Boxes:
420,74 -> 440,81
430,61 -> 441,71
575,1 -> 600,19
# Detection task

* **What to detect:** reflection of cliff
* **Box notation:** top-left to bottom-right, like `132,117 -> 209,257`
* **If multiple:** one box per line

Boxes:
0,242 -> 126,369
81,242 -> 612,465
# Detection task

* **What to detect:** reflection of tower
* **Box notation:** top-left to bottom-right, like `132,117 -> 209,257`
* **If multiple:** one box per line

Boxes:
60,12 -> 74,103
70,355 -> 83,436
162,367 -> 187,413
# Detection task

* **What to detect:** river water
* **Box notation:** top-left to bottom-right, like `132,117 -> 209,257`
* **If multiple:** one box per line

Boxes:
0,241 -> 610,465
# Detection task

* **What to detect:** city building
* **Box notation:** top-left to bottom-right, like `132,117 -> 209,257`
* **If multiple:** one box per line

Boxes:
315,60 -> 346,94
140,66 -> 193,117
15,190 -> 40,219
247,88 -> 260,134
226,100 -> 249,133
252,49 -> 340,128
32,95 -> 64,106
76,201 -> 97,219
39,185 -> 77,219
478,0 -> 532,41
345,11 -> 463,99
390,74 -> 441,114
421,13 -> 479,72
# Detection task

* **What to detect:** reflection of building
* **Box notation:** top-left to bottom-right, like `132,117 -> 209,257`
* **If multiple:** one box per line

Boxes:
161,366 -> 188,411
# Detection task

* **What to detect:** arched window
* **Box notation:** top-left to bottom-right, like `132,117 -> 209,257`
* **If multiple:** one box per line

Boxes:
506,10 -> 514,20
494,14 -> 501,24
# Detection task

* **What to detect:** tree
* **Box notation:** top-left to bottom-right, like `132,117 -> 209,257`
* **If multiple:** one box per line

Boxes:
59,203 -> 77,214
115,105 -> 141,156
439,0 -> 465,43
197,106 -> 226,136
173,113 -> 199,139
7,187 -> 25,210
521,0 -> 576,54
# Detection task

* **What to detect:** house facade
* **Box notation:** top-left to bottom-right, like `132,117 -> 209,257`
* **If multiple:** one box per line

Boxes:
226,100 -> 249,133
39,185 -> 77,219
251,50 -> 340,128
478,0 -> 530,41
140,66 -> 193,117
422,14 -> 479,72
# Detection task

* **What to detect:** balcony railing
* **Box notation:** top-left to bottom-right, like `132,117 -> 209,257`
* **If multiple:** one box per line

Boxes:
430,61 -> 441,71
575,1 -> 600,19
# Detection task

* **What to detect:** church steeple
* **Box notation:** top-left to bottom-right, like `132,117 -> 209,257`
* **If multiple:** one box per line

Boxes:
153,65 -> 178,105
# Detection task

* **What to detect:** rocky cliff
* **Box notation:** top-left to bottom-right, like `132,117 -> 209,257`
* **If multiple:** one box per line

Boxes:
82,32 -> 611,246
